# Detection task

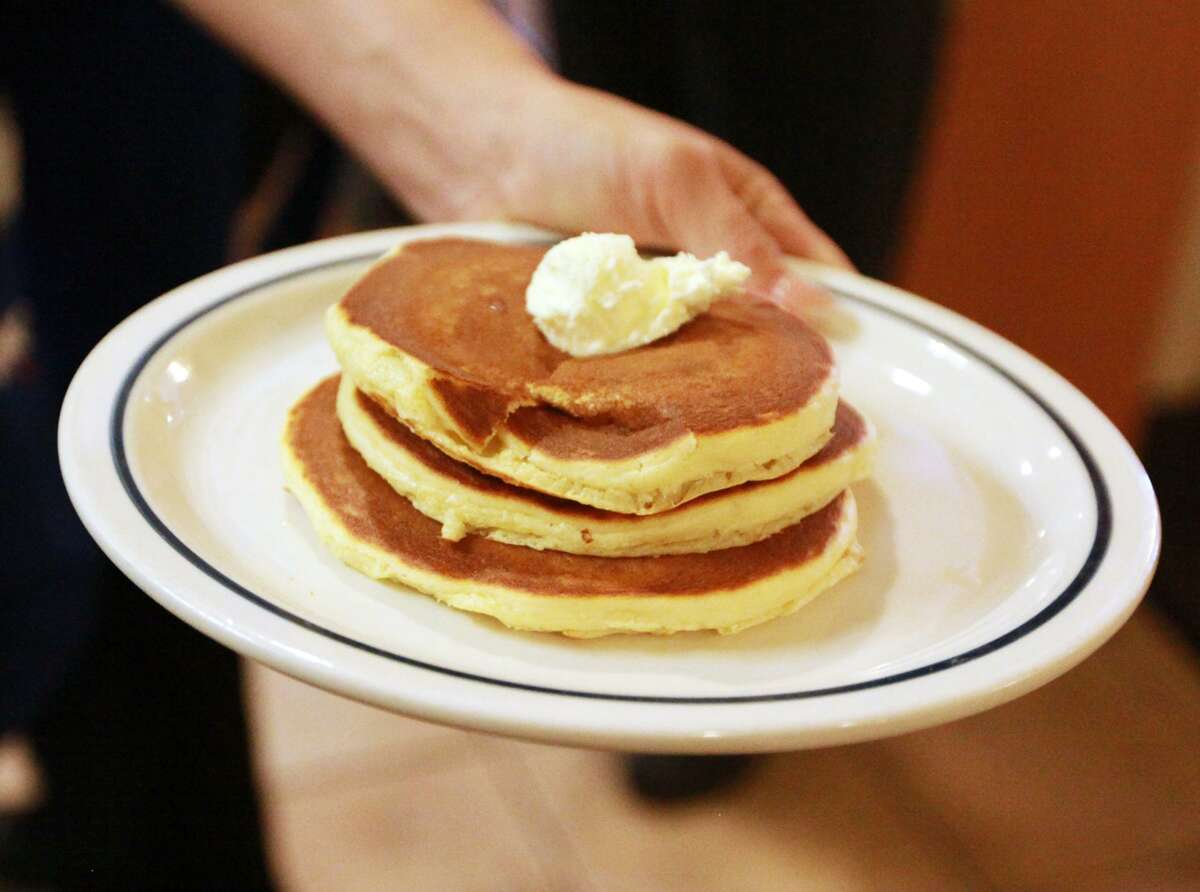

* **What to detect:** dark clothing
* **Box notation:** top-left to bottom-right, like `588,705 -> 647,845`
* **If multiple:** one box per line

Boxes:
1,2 -> 274,887
551,1 -> 945,278
551,0 -> 946,798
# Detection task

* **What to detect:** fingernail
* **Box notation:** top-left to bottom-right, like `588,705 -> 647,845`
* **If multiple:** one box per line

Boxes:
768,275 -> 833,316
813,241 -> 856,272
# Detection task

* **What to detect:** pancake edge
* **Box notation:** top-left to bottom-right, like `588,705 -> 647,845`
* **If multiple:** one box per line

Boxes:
327,302 -> 839,514
281,427 -> 863,637
337,373 -> 877,556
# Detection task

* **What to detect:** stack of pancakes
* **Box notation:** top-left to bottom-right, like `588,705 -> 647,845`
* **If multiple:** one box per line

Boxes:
283,237 -> 875,637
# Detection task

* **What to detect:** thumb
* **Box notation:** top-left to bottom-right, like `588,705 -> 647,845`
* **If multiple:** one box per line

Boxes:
675,191 -> 831,317
657,142 -> 837,315
716,148 -> 854,271
644,139 -> 791,288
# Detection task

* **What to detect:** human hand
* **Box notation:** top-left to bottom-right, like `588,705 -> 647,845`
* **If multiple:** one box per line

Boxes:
386,77 -> 851,314
175,0 -> 846,312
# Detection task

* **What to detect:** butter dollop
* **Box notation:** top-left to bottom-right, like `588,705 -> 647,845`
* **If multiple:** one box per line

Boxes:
525,233 -> 750,357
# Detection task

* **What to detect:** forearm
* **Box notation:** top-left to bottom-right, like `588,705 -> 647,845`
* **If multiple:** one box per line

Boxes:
173,0 -> 849,276
173,0 -> 554,216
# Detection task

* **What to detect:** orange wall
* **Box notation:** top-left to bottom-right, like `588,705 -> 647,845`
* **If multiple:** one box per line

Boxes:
896,2 -> 1200,442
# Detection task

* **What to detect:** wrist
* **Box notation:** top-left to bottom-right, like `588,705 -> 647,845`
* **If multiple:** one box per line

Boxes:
331,16 -> 558,221
178,0 -> 557,221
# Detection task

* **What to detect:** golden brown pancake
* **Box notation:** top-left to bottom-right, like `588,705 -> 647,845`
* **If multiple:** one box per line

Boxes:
283,378 -> 862,637
337,373 -> 875,556
326,237 -> 840,514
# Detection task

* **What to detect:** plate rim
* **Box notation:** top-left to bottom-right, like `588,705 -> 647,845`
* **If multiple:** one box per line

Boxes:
59,222 -> 1161,748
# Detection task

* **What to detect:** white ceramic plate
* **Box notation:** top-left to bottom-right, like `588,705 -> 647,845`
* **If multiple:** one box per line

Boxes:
60,222 -> 1159,753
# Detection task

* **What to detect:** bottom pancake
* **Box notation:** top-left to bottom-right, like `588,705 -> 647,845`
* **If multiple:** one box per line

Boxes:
283,378 -> 863,637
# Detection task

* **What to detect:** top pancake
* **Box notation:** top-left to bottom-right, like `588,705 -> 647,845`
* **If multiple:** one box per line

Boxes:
340,238 -> 833,448
328,237 -> 840,513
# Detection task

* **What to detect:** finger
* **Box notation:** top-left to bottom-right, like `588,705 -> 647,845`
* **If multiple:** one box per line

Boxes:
643,139 -> 790,287
638,139 -> 839,321
716,148 -> 855,271
752,275 -> 835,315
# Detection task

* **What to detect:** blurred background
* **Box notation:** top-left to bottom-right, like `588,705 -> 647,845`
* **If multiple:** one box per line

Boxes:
2,2 -> 1199,889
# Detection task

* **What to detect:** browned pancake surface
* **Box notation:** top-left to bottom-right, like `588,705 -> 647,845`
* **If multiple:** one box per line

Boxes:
357,386 -> 867,520
292,378 -> 846,596
340,238 -> 834,453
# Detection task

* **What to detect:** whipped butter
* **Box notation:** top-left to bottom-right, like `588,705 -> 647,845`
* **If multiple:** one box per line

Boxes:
525,233 -> 750,357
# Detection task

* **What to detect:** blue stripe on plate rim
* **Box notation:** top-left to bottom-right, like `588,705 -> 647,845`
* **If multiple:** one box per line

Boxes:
109,251 -> 1112,705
